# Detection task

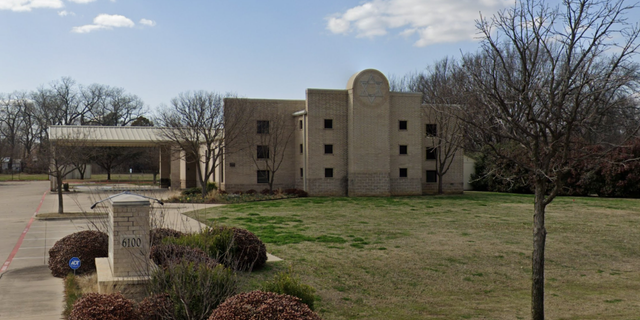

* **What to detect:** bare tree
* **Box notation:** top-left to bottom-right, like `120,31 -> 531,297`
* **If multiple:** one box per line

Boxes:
91,147 -> 143,181
48,129 -> 92,214
393,58 -> 469,193
156,91 -> 248,198
462,1 -> 640,319
245,112 -> 295,192
424,104 -> 465,194
0,93 -> 24,171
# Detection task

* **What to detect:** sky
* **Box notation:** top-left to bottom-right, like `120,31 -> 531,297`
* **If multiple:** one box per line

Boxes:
1,0 -> 636,114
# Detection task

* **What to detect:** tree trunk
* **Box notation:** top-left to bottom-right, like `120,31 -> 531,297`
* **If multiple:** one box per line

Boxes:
532,181 -> 547,320
438,173 -> 444,194
107,169 -> 111,181
57,173 -> 64,214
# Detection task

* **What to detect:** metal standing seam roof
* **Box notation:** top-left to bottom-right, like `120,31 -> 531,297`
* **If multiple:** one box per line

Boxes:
48,125 -> 171,147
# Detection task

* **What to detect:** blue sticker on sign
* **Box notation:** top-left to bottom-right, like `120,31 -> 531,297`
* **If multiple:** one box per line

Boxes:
69,257 -> 81,270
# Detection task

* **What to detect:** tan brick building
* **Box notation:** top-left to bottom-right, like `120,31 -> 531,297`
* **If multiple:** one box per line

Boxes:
221,69 -> 463,196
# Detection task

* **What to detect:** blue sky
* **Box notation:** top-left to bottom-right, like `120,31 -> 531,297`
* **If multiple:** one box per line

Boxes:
2,0 -> 635,113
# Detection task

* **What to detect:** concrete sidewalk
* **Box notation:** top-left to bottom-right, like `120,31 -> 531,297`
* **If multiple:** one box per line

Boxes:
0,186 -> 223,320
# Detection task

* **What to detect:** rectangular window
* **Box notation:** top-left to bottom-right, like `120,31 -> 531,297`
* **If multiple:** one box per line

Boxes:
324,119 -> 333,129
426,170 -> 438,182
325,168 -> 334,178
324,144 -> 333,154
300,144 -> 303,154
426,124 -> 437,137
300,168 -> 303,178
399,145 -> 408,155
257,120 -> 269,134
257,145 -> 269,159
299,120 -> 303,130
257,170 -> 269,183
399,168 -> 408,178
399,120 -> 408,130
426,147 -> 437,160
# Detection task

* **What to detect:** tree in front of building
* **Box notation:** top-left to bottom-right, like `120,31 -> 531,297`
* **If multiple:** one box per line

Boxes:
461,0 -> 640,319
246,112 -> 295,192
156,91 -> 249,198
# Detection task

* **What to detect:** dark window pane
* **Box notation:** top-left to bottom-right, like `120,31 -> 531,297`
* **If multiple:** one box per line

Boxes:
399,168 -> 408,178
257,120 -> 270,134
300,168 -> 303,178
324,119 -> 333,129
399,145 -> 408,155
257,170 -> 269,183
426,124 -> 437,136
257,145 -> 269,159
399,120 -> 408,130
299,120 -> 303,129
426,170 -> 437,182
426,147 -> 437,160
325,168 -> 334,178
300,144 -> 303,154
324,144 -> 333,154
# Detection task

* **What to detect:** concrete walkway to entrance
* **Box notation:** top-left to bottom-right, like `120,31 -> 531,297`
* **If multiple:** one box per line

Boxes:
0,181 -> 222,320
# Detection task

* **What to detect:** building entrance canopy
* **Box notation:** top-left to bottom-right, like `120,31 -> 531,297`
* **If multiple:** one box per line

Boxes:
48,126 -> 170,147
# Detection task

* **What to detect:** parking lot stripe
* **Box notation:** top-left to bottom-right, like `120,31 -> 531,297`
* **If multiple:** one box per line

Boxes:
0,191 -> 47,273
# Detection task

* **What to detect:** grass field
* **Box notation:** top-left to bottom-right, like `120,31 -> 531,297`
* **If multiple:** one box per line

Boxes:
0,173 -> 49,181
187,192 -> 640,320
0,173 -> 156,183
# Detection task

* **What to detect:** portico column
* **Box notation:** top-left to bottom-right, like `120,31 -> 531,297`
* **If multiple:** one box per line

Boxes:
159,145 -> 171,188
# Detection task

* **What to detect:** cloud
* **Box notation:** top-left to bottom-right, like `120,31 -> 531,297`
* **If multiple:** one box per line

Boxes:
71,13 -> 135,33
0,0 -> 64,12
326,0 -> 511,46
58,10 -> 74,16
139,18 -> 155,27
67,0 -> 95,2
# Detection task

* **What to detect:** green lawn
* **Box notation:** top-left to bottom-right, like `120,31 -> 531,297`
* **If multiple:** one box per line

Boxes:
186,192 -> 640,320
68,173 -> 156,183
0,173 -> 49,181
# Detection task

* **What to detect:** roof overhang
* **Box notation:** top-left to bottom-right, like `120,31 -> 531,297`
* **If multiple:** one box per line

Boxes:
48,125 -> 171,147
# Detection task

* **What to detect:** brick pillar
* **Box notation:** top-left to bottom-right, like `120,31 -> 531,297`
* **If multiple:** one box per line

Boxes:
108,194 -> 151,277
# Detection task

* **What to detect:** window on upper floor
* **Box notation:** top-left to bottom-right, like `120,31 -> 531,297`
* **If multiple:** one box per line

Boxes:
257,145 -> 269,159
399,145 -> 408,155
399,120 -> 408,130
426,147 -> 437,160
399,168 -> 408,178
257,120 -> 269,134
324,144 -> 333,154
299,120 -> 303,130
324,119 -> 333,129
300,144 -> 303,154
426,123 -> 437,137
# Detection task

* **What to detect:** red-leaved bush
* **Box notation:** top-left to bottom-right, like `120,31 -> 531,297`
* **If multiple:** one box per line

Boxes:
208,291 -> 321,320
69,293 -> 137,320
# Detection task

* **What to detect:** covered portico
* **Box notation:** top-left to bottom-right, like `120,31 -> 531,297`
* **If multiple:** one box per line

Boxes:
48,125 -> 199,190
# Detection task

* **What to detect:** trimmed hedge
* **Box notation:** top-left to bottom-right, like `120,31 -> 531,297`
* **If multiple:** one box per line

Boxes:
48,230 -> 108,278
149,228 -> 185,247
150,243 -> 217,269
69,292 -> 137,320
165,227 -> 267,271
228,227 -> 267,271
137,293 -> 174,320
208,291 -> 322,320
